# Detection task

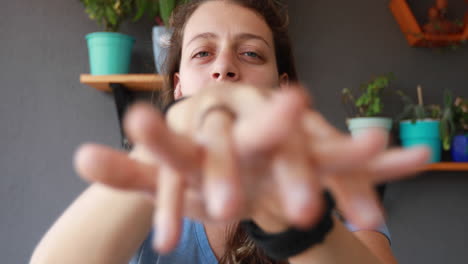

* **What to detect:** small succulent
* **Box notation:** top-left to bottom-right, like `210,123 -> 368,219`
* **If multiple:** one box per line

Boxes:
396,88 -> 455,150
453,96 -> 468,132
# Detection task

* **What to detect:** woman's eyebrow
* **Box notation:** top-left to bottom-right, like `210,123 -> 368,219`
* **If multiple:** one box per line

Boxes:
186,32 -> 271,48
235,33 -> 271,48
186,32 -> 217,47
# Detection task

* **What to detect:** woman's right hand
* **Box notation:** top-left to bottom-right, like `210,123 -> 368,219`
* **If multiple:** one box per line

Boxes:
74,84 -> 311,252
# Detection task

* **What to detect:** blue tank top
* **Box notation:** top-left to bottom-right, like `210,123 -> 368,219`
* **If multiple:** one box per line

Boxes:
129,217 -> 391,264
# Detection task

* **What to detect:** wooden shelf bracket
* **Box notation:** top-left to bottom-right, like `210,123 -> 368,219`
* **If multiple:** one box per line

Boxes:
80,74 -> 163,150
110,83 -> 134,150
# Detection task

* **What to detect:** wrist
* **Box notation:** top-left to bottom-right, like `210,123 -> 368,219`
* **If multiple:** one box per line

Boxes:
251,212 -> 289,234
241,192 -> 335,261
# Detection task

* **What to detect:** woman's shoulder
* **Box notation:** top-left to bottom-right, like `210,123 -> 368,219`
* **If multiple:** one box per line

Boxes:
335,211 -> 392,244
130,218 -> 218,264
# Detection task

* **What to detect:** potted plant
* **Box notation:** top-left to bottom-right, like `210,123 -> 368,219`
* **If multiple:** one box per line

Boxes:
396,86 -> 455,163
342,73 -> 394,146
80,0 -> 154,75
149,0 -> 189,73
451,96 -> 468,161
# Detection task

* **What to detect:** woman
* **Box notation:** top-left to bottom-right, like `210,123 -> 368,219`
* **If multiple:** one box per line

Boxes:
30,0 -> 429,263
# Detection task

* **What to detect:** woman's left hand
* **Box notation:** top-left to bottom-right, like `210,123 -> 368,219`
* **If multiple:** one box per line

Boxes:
170,83 -> 430,231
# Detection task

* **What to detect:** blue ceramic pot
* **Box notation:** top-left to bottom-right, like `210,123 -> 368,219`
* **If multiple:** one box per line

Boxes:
451,134 -> 468,162
347,117 -> 393,149
152,26 -> 172,74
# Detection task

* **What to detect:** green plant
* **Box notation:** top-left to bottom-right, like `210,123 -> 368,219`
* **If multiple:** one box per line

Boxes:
134,0 -> 189,26
80,0 -> 132,32
396,90 -> 436,121
440,91 -> 456,150
80,0 -> 178,32
453,96 -> 468,133
396,87 -> 455,150
341,73 -> 394,117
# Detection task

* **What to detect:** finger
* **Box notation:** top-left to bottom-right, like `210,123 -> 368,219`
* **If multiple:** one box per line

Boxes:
234,88 -> 307,157
304,112 -> 388,170
74,143 -> 156,192
302,110 -> 342,139
197,110 -> 244,221
153,165 -> 184,254
272,139 -> 323,228
368,146 -> 431,183
124,102 -> 202,173
325,172 -> 384,229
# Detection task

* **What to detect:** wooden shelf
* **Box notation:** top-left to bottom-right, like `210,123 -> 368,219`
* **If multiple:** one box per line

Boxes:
80,74 -> 164,92
424,162 -> 468,171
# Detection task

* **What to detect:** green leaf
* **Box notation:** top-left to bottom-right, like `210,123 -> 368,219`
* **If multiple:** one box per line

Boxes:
440,120 -> 451,151
133,0 -> 148,22
148,0 -> 160,20
160,0 -> 176,25
397,105 -> 413,121
105,6 -> 118,31
444,90 -> 453,108
415,106 -> 426,119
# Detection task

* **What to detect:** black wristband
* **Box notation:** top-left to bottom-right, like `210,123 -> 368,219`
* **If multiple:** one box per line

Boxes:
241,192 -> 335,261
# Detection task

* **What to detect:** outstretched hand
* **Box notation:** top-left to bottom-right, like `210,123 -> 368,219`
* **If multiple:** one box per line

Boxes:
74,83 -> 430,253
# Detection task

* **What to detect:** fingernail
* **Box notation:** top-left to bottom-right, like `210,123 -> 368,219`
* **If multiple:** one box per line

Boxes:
153,225 -> 168,253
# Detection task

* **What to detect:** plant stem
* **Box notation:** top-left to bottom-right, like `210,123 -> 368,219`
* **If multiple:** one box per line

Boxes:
417,85 -> 424,106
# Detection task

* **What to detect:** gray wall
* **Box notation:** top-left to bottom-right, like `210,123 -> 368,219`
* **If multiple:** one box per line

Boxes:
0,0 -> 154,263
0,0 -> 467,263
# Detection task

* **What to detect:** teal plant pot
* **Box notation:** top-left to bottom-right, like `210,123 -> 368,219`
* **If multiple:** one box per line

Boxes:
347,117 -> 393,148
400,119 -> 441,163
86,32 -> 135,75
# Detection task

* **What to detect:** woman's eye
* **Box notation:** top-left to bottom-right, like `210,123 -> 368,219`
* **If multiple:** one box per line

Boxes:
242,51 -> 260,58
194,51 -> 211,58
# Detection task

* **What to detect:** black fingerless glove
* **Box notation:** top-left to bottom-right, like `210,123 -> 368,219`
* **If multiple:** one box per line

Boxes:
240,192 -> 335,261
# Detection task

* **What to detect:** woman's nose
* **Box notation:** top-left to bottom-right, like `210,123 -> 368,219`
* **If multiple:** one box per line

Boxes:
211,52 -> 239,81
212,71 -> 237,80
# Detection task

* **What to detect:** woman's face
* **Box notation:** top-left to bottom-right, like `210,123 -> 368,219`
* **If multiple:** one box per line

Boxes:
173,1 -> 287,99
